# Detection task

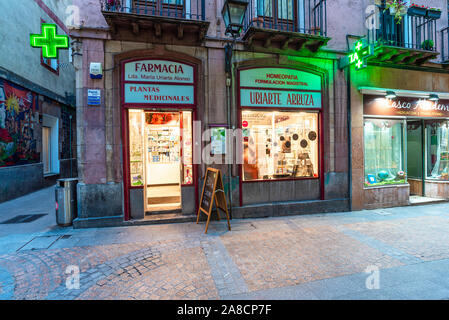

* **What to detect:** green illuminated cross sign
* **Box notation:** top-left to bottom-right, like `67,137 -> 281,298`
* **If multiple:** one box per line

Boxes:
30,24 -> 69,59
349,39 -> 373,71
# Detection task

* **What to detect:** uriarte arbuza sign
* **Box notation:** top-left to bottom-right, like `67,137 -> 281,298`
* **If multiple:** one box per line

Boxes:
123,60 -> 195,105
239,68 -> 322,109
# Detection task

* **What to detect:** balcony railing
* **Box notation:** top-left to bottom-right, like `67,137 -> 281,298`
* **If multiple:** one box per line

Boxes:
243,0 -> 327,37
367,4 -> 438,52
441,27 -> 449,62
101,0 -> 206,21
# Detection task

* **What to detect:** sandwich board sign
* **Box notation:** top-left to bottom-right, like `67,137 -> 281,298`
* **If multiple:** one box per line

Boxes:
197,168 -> 231,234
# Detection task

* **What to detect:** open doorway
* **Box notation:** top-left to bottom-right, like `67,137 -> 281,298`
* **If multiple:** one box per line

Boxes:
407,120 -> 424,197
143,111 -> 182,213
128,109 -> 194,218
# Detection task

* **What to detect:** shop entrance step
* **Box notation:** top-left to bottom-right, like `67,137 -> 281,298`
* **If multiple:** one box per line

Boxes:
124,214 -> 197,226
145,208 -> 182,215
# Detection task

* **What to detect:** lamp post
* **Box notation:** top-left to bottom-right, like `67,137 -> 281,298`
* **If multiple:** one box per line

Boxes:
222,0 -> 248,218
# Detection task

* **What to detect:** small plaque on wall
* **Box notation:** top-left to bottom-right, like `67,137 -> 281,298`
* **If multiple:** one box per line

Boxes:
87,89 -> 101,106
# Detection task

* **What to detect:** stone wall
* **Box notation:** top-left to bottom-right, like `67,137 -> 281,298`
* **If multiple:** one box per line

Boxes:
364,185 -> 410,209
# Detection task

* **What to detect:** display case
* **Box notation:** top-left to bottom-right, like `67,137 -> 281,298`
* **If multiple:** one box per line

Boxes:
427,120 -> 449,180
242,110 -> 319,181
364,118 -> 406,187
129,110 -> 144,186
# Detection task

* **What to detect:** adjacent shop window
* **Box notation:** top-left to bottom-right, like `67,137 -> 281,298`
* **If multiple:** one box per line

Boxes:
181,111 -> 193,185
426,120 -> 449,181
129,110 -> 144,186
242,110 -> 319,181
364,119 -> 406,187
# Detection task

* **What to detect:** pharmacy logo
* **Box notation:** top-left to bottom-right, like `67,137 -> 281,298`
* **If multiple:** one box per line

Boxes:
30,23 -> 69,59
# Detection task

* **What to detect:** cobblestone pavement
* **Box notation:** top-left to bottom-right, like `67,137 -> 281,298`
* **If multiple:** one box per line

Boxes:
1,189 -> 449,299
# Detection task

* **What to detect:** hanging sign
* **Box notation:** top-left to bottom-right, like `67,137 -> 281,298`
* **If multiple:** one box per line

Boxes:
124,60 -> 194,83
239,67 -> 322,109
340,39 -> 373,70
197,168 -> 231,234
123,60 -> 196,106
364,94 -> 449,118
124,84 -> 194,105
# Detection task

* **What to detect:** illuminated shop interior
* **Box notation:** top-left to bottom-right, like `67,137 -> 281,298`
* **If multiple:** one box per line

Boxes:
242,110 -> 319,181
128,110 -> 193,212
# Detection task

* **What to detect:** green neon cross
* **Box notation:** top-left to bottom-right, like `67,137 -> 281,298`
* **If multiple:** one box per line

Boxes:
30,24 -> 69,59
352,40 -> 372,70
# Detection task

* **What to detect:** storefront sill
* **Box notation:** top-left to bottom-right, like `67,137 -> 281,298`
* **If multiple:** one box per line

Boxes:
242,177 -> 319,183
364,184 -> 409,190
44,172 -> 60,178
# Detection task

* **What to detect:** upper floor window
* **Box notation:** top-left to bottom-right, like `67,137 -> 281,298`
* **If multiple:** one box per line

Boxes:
257,0 -> 294,21
42,56 -> 59,74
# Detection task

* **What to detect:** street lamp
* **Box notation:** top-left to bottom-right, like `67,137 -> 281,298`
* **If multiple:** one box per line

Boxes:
222,0 -> 249,37
221,0 -> 249,219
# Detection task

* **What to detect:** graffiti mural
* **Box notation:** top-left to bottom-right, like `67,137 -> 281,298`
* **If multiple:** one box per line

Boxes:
0,79 -> 39,167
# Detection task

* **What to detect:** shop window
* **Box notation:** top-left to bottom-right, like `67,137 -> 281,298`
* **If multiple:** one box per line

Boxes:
42,127 -> 51,174
128,110 -> 193,186
181,111 -> 193,185
426,120 -> 449,181
42,115 -> 59,175
129,110 -> 144,186
242,110 -> 319,181
364,119 -> 405,187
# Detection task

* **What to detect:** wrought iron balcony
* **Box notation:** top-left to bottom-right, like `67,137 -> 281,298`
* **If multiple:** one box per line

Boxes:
366,2 -> 440,65
242,0 -> 329,54
101,0 -> 209,43
440,27 -> 449,63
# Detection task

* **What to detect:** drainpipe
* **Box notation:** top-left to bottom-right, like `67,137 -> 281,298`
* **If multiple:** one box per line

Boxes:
346,66 -> 352,211
225,41 -> 235,219
344,34 -> 362,212
226,75 -> 233,219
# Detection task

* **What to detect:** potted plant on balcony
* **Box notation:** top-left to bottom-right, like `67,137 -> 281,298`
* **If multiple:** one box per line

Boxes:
385,0 -> 408,24
421,39 -> 434,51
408,3 -> 428,16
427,7 -> 442,19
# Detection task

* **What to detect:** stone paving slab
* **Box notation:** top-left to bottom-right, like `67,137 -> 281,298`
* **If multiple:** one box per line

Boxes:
220,226 -> 403,292
1,188 -> 449,300
345,216 -> 449,261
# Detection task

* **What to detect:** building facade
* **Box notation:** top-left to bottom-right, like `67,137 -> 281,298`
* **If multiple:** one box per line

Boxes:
347,0 -> 449,210
0,0 -> 77,202
71,0 -> 449,228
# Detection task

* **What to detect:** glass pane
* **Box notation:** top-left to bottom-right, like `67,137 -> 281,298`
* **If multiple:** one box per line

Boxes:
129,110 -> 144,186
278,0 -> 293,20
426,120 -> 449,180
406,121 -> 423,179
181,111 -> 193,185
43,127 -> 51,173
364,119 -> 405,187
242,110 -> 319,181
163,0 -> 183,4
258,0 -> 273,17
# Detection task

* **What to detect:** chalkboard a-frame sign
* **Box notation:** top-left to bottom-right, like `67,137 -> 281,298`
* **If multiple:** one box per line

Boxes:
197,168 -> 231,234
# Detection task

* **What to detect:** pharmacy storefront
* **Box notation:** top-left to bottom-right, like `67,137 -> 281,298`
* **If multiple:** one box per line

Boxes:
237,66 -> 324,206
363,93 -> 449,205
122,59 -> 197,220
